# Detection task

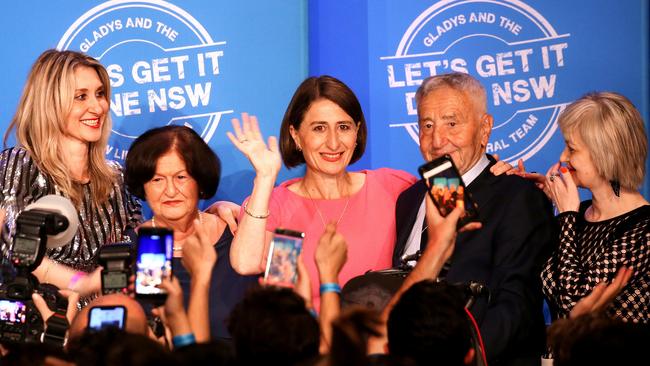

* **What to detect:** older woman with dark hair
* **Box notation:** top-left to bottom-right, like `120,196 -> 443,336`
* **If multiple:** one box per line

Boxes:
125,125 -> 256,340
229,76 -> 416,308
514,92 -> 649,323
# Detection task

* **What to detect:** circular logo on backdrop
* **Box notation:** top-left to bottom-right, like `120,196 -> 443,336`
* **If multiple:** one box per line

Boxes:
57,0 -> 232,161
382,0 -> 571,162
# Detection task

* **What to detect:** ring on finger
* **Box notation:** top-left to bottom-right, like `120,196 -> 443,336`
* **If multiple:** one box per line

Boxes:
549,174 -> 556,182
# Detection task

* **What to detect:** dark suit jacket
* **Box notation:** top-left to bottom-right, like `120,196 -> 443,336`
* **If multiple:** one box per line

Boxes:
393,156 -> 555,366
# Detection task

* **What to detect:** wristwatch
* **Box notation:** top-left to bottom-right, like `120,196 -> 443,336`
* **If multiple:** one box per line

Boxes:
40,297 -> 69,348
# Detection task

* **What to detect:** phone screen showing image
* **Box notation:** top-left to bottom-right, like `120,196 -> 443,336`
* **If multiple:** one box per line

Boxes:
88,306 -> 126,330
0,300 -> 27,324
264,229 -> 304,287
135,228 -> 173,297
419,155 -> 479,225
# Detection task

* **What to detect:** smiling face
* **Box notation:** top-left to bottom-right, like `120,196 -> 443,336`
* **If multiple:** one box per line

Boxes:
417,86 -> 492,175
560,131 -> 602,189
289,98 -> 359,178
144,150 -> 199,224
64,65 -> 109,145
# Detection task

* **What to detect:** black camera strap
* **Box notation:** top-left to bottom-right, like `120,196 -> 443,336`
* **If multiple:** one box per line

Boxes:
41,298 -> 69,348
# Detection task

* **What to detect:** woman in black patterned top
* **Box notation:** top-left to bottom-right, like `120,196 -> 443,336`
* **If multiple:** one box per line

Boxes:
0,50 -> 142,296
538,92 -> 649,323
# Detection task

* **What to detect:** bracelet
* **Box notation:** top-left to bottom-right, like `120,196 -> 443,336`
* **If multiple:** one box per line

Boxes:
172,333 -> 196,348
319,283 -> 341,295
243,201 -> 270,219
67,271 -> 86,291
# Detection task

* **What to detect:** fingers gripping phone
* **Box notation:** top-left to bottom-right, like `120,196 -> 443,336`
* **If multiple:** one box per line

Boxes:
264,229 -> 304,287
135,227 -> 173,300
88,305 -> 127,331
418,155 -> 479,227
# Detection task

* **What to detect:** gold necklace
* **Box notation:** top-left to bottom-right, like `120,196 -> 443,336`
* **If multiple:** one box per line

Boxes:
151,212 -> 203,252
303,185 -> 351,228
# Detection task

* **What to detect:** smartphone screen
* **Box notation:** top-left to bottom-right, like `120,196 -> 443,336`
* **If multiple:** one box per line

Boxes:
419,155 -> 479,225
264,229 -> 304,287
88,306 -> 127,330
135,228 -> 173,298
0,300 -> 27,324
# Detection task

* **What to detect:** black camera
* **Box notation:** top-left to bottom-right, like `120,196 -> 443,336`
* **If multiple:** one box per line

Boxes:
0,204 -> 71,344
98,243 -> 134,295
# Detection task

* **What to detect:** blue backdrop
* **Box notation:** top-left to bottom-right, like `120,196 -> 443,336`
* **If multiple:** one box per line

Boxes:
310,0 -> 650,197
0,0 -> 648,208
0,0 -> 308,211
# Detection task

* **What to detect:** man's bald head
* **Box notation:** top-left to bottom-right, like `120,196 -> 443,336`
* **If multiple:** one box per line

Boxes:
69,294 -> 148,340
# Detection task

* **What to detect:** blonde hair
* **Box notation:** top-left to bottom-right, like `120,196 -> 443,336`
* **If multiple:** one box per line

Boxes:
558,92 -> 647,190
4,49 -> 116,206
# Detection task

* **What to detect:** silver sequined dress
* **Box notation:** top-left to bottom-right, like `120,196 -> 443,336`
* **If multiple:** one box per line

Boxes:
0,147 -> 143,273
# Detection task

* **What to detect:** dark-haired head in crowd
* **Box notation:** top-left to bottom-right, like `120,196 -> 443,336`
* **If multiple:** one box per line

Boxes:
0,49 -> 142,297
228,75 -> 416,310
326,306 -> 382,366
387,281 -> 474,366
530,92 -> 650,323
547,314 -> 650,365
67,327 -> 176,366
125,125 -> 257,340
227,286 -> 320,366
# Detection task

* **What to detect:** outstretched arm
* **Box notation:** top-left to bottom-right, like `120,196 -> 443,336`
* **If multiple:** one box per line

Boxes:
227,113 -> 281,274
368,199 -> 480,354
315,222 -> 348,353
181,218 -> 217,342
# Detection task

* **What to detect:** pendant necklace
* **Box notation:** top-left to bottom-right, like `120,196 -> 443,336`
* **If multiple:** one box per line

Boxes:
304,184 -> 351,228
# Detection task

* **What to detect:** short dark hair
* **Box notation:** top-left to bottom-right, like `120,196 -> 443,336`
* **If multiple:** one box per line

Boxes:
125,125 -> 221,200
227,286 -> 320,365
67,328 -> 176,366
279,75 -> 367,168
548,314 -> 650,366
387,280 -> 471,366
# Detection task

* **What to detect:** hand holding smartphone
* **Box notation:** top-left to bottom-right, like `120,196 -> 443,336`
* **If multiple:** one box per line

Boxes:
88,305 -> 126,331
264,229 -> 304,287
135,228 -> 173,300
418,155 -> 479,227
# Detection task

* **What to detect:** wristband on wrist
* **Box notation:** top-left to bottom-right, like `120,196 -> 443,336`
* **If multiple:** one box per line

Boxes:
67,271 -> 86,291
319,283 -> 341,295
172,333 -> 196,348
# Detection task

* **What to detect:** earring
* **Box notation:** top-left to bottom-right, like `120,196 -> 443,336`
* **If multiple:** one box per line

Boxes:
610,180 -> 620,197
297,145 -> 302,152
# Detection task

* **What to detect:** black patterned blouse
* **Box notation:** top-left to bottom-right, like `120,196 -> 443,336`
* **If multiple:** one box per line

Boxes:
542,201 -> 650,323
0,147 -> 142,273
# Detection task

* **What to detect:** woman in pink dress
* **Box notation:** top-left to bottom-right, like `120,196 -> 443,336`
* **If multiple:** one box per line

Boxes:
228,76 -> 416,308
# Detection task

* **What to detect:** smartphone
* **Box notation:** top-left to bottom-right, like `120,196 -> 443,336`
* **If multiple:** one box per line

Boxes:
88,305 -> 127,331
264,228 -> 304,287
135,227 -> 173,300
418,155 -> 479,227
0,300 -> 27,325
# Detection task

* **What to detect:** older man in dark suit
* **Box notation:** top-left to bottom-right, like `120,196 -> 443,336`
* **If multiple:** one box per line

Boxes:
391,72 -> 555,366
